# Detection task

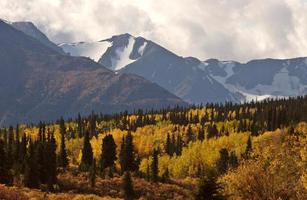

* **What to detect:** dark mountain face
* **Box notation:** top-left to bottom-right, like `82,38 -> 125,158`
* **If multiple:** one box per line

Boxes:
10,21 -> 65,54
0,21 -> 185,125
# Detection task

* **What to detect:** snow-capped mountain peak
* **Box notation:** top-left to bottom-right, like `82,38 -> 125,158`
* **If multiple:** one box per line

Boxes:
60,33 -> 150,71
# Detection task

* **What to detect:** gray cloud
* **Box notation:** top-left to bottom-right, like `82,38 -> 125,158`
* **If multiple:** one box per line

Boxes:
1,0 -> 307,62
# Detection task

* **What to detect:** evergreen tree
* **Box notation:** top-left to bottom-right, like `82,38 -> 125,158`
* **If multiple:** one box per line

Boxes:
46,132 -> 57,189
217,148 -> 229,175
35,141 -> 47,184
165,133 -> 172,156
7,126 -> 14,169
198,127 -> 205,141
151,149 -> 159,182
18,133 -> 27,173
99,135 -> 117,172
120,131 -> 136,173
194,173 -> 225,200
228,151 -> 239,168
244,136 -> 252,158
24,140 -> 39,188
186,125 -> 194,144
80,131 -> 93,171
0,139 -> 10,184
176,134 -> 183,156
58,117 -> 69,168
122,171 -> 135,200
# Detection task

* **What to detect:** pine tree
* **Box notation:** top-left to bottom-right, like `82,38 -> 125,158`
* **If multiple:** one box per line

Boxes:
36,141 -> 47,184
122,171 -> 135,200
0,139 -> 10,184
24,140 -> 39,188
100,135 -> 117,172
217,148 -> 229,175
198,127 -> 205,141
80,131 -> 93,171
186,125 -> 194,144
7,126 -> 14,169
176,134 -> 183,156
46,132 -> 57,189
229,151 -> 239,168
151,149 -> 159,182
18,133 -> 27,173
194,173 -> 225,200
165,133 -> 172,156
120,131 -> 136,173
58,117 -> 69,168
244,136 -> 252,158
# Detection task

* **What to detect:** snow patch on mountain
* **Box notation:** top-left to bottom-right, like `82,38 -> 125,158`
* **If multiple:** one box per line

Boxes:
138,41 -> 147,56
111,36 -> 136,70
59,41 -> 111,62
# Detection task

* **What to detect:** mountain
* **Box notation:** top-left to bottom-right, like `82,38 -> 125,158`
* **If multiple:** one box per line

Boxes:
61,34 -> 237,103
0,20 -> 185,125
60,33 -> 307,103
10,21 -> 65,54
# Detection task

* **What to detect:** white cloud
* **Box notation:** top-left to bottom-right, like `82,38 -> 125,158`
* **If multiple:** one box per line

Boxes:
1,0 -> 307,62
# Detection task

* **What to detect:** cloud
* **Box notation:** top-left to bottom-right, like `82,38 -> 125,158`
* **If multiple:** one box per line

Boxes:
1,0 -> 307,62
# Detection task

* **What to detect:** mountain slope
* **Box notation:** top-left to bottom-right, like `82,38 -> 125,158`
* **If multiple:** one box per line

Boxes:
60,34 -> 237,103
0,20 -> 185,125
60,33 -> 307,103
10,21 -> 65,54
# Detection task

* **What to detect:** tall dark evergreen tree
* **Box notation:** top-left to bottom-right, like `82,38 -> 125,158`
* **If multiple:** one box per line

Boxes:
120,131 -> 137,173
217,148 -> 229,174
198,127 -> 205,141
0,139 -> 10,184
244,135 -> 252,158
229,151 -> 239,168
99,135 -> 117,171
194,173 -> 225,200
165,133 -> 172,156
151,149 -> 159,182
58,117 -> 69,168
80,131 -> 93,171
46,132 -> 57,189
24,140 -> 39,188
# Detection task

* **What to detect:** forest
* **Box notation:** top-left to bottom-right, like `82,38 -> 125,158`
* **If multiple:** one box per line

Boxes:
0,96 -> 306,199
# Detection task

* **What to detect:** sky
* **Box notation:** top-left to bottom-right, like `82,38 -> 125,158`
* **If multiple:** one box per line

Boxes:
1,0 -> 307,62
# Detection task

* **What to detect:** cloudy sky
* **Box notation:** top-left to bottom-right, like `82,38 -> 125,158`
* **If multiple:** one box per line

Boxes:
1,0 -> 307,62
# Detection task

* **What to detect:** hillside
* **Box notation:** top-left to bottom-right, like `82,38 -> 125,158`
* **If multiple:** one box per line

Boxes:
0,20 -> 185,125
0,96 -> 306,199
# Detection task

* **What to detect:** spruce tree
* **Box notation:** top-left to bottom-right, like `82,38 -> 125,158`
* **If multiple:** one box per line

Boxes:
100,135 -> 117,172
120,131 -> 136,172
229,151 -> 239,168
0,139 -> 10,184
217,148 -> 229,175
58,117 -> 69,169
24,140 -> 39,188
151,149 -> 159,182
244,136 -> 252,158
198,127 -> 205,141
122,171 -> 135,200
46,132 -> 57,189
80,131 -> 93,171
165,133 -> 172,156
194,173 -> 224,200
36,141 -> 47,184
186,125 -> 194,144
